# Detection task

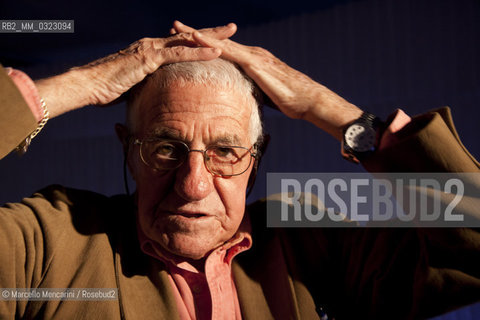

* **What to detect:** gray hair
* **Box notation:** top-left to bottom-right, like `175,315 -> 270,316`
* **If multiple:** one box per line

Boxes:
127,59 -> 263,146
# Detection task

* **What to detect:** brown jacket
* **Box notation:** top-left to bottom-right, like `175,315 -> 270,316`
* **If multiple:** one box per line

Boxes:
1,65 -> 479,319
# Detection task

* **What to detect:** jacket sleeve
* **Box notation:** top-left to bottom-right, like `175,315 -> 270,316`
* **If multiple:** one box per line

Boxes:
363,107 -> 480,173
343,107 -> 480,319
0,64 -> 37,159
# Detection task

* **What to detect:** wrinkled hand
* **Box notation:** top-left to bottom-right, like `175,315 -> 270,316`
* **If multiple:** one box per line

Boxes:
173,21 -> 362,140
35,24 -> 236,118
79,24 -> 237,106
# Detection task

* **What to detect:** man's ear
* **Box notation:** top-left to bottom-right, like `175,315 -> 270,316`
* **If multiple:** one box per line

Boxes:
246,134 -> 270,197
115,123 -> 136,191
115,123 -> 130,154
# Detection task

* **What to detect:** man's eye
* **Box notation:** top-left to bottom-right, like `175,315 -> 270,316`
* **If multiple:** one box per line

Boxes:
153,143 -> 177,158
213,147 -> 235,158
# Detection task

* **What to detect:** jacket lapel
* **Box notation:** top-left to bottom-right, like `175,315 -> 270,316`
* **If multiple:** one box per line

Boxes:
233,233 -> 301,320
112,199 -> 180,320
114,249 -> 180,320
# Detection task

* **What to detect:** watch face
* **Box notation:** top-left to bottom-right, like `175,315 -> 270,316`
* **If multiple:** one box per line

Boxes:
344,123 -> 376,152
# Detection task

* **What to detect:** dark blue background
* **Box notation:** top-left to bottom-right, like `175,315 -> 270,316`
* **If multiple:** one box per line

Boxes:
1,0 -> 479,318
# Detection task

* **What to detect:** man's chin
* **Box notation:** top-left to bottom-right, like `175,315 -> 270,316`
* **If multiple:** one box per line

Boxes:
154,234 -> 219,261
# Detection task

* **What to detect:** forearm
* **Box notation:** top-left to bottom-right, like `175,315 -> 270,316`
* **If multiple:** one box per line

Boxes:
34,68 -> 93,119
301,83 -> 363,141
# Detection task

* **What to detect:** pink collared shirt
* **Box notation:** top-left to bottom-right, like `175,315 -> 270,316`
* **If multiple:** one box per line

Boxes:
137,220 -> 252,320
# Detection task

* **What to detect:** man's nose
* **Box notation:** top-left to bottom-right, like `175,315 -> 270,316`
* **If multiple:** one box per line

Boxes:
174,151 -> 214,201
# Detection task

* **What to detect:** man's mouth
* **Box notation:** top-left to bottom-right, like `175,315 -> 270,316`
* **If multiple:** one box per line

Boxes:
169,211 -> 208,218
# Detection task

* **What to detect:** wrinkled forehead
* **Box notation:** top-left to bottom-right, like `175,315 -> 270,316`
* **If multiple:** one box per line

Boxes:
130,82 -> 253,138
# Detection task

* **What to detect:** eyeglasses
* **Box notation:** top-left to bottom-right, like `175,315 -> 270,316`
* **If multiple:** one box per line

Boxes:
133,138 -> 257,177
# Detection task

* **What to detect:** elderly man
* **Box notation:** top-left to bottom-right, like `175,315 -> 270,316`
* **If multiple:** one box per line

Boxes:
1,22 -> 479,319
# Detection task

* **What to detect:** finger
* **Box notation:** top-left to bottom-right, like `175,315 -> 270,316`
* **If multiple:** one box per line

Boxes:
169,28 -> 177,35
174,20 -> 237,40
160,46 -> 222,65
206,23 -> 236,39
162,32 -> 198,48
173,20 -> 196,33
192,31 -> 245,63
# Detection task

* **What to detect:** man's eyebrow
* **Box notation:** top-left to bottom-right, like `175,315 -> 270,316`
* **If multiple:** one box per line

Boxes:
148,128 -> 183,140
211,135 -> 243,146
147,128 -> 244,146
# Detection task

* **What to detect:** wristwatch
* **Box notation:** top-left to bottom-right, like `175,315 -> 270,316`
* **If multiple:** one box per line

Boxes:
341,112 -> 383,163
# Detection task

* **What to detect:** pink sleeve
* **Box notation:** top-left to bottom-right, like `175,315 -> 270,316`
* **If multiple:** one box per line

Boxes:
5,67 -> 43,122
378,109 -> 412,150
